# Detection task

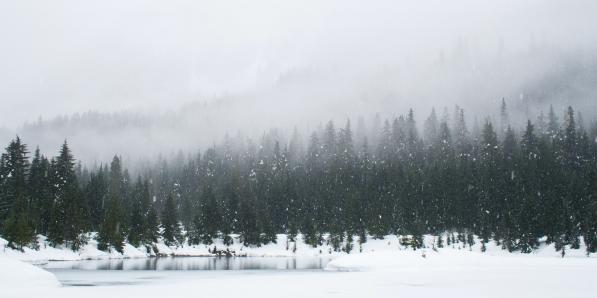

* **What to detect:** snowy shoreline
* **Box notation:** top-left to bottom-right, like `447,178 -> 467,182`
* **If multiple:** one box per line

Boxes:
2,233 -> 341,262
2,233 -> 595,263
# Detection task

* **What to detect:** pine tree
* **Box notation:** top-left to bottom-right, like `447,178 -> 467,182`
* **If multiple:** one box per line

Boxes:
2,193 -> 35,250
535,110 -> 547,136
46,158 -> 64,246
406,109 -> 420,161
27,148 -> 52,234
547,105 -> 560,140
302,132 -> 323,247
51,141 -> 86,249
146,204 -> 160,244
583,170 -> 597,254
97,156 -> 126,252
518,120 -> 541,252
85,166 -> 108,231
453,107 -> 470,157
424,108 -> 439,146
499,98 -> 509,139
128,177 -> 146,247
478,120 -> 499,242
204,185 -> 222,244
237,194 -> 260,246
161,195 -> 183,246
562,106 -> 579,168
0,137 -> 30,228
561,107 -> 582,248
0,138 -> 36,249
499,126 -> 518,249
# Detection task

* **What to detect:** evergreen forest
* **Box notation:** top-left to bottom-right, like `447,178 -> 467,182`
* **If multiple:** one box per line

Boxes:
1,102 -> 596,256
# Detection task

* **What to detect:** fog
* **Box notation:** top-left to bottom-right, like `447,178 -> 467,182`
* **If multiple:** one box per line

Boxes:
1,0 -> 596,163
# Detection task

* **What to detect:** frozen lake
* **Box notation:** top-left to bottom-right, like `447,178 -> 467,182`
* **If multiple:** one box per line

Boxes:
15,252 -> 597,298
38,256 -> 335,287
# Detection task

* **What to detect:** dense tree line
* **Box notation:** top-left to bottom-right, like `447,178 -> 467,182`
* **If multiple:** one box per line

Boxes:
1,103 -> 596,256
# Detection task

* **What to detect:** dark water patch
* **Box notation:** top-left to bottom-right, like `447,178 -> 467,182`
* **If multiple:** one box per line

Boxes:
40,256 -> 332,271
39,256 -> 335,287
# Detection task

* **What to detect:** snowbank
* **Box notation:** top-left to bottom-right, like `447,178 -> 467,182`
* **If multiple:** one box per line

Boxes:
327,242 -> 597,272
326,249 -> 428,271
0,255 -> 59,288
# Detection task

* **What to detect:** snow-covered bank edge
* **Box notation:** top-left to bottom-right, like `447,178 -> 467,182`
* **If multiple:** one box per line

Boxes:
2,233 -> 595,263
0,255 -> 60,288
325,248 -> 597,273
1,233 -> 344,263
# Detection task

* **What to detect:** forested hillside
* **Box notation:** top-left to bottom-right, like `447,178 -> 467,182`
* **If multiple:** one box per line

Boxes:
1,102 -> 596,255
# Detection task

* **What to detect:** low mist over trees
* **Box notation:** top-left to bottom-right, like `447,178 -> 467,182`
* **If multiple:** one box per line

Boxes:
1,104 -> 596,255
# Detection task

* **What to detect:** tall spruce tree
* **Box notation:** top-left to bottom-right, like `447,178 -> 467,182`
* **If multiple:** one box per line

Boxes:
55,141 -> 86,249
45,141 -> 86,249
0,137 -> 36,249
128,177 -> 147,247
97,156 -> 126,252
27,148 -> 52,234
0,138 -> 30,225
161,195 -> 183,246
85,166 -> 108,231
478,121 -> 499,244
584,170 -> 597,254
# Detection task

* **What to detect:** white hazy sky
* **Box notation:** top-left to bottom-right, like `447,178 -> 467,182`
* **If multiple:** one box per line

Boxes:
1,0 -> 596,128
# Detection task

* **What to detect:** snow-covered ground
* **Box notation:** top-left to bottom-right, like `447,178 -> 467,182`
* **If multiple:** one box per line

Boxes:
2,233 -> 594,262
4,248 -> 597,298
2,234 -> 596,298
0,255 -> 59,288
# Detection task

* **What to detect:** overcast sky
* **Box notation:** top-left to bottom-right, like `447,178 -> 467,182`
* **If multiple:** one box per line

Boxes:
1,0 -> 596,129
